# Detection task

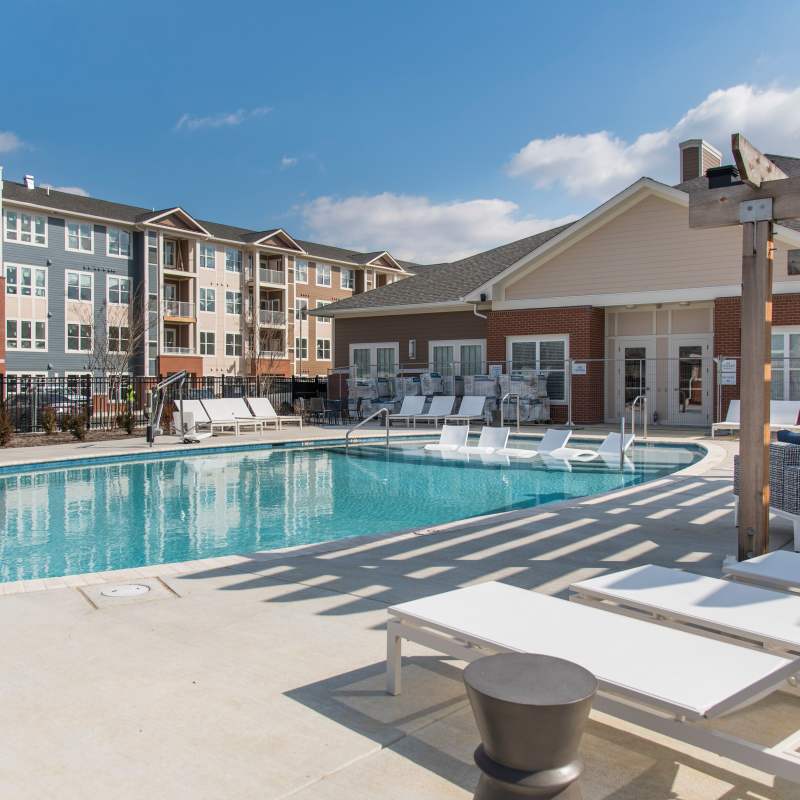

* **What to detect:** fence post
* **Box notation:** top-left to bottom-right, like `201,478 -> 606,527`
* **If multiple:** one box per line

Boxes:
566,360 -> 574,427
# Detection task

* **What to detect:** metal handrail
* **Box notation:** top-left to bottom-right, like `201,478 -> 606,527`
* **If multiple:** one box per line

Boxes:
500,392 -> 521,432
345,406 -> 390,450
630,394 -> 648,439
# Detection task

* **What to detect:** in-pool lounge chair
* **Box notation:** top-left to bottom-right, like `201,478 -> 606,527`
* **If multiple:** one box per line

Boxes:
457,426 -> 510,455
388,395 -> 426,427
412,396 -> 455,427
723,550 -> 800,594
549,432 -> 634,463
423,424 -> 470,452
445,396 -> 488,425
386,581 -> 800,782
497,427 -> 572,459
201,398 -> 265,435
247,396 -> 303,429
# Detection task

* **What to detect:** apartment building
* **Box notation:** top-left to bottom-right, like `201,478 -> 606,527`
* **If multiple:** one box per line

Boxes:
0,169 -> 407,384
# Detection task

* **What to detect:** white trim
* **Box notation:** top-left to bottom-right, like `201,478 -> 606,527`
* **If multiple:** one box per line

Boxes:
199,242 -> 216,270
224,290 -> 242,316
3,261 -> 48,300
105,226 -> 132,259
3,208 -> 48,247
315,262 -> 332,287
106,274 -> 131,306
295,259 -> 309,284
248,228 -> 305,253
315,300 -> 331,324
340,267 -> 355,291
294,296 -> 309,320
315,337 -> 332,361
362,250 -> 407,272
64,269 -> 94,303
137,207 -> 211,237
323,301 -> 471,318
348,341 -> 400,371
64,218 -> 95,254
65,321 -> 93,354
506,334 -> 569,404
4,317 -> 48,352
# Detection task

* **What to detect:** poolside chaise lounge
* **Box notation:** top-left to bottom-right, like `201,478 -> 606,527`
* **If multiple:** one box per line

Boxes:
224,397 -> 281,431
201,398 -> 266,435
246,396 -> 303,429
548,432 -> 634,463
711,400 -> 740,438
445,396 -> 488,425
497,427 -> 572,459
386,581 -> 800,782
412,396 -> 455,427
179,399 -> 239,436
711,399 -> 800,438
388,395 -> 426,427
423,424 -> 469,452
722,550 -> 800,593
457,426 -> 510,455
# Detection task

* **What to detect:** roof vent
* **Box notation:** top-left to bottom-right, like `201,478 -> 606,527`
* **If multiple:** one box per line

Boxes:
24,174 -> 35,190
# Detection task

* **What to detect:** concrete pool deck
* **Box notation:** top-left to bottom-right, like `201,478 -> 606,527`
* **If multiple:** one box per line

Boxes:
1,428 -> 797,798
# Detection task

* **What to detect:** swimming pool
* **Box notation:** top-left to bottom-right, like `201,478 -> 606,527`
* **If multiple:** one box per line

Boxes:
0,437 -> 704,582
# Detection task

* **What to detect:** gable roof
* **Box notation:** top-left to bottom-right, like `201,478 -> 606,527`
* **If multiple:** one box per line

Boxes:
136,207 -> 211,236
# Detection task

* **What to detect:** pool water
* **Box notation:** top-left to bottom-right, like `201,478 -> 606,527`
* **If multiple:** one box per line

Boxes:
0,439 -> 703,582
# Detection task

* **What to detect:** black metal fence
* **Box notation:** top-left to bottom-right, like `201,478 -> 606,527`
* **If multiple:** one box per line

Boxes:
0,374 -> 327,434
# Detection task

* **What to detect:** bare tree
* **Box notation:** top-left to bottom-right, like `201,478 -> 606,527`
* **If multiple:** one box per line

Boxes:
244,315 -> 285,399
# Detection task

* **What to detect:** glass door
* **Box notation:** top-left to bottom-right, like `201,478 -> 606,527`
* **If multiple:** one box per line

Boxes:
614,339 -> 655,422
667,337 -> 711,425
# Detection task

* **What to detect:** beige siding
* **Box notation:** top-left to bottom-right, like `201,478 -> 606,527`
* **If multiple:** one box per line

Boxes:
503,193 -> 799,300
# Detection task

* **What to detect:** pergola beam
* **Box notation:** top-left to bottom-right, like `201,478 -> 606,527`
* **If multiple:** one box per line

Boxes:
732,133 -> 788,188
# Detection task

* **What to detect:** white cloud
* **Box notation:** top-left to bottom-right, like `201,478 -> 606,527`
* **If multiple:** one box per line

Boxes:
301,193 -> 575,263
0,131 -> 23,153
174,106 -> 272,132
54,185 -> 89,197
507,84 -> 800,198
280,156 -> 298,169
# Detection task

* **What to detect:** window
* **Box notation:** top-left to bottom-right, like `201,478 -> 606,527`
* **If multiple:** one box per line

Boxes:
295,259 -> 308,283
316,263 -> 331,287
507,336 -> 568,402
225,247 -> 242,272
225,332 -> 242,356
106,227 -> 131,258
772,329 -> 800,401
163,239 -> 177,267
295,337 -> 308,359
147,231 -> 158,267
5,265 -> 47,297
66,220 -> 93,253
316,338 -> 331,360
4,320 -> 44,350
365,269 -> 374,290
108,325 -> 129,352
200,244 -> 216,269
316,300 -> 331,324
340,268 -> 355,290
66,270 -> 92,301
199,287 -> 216,312
5,211 -> 47,245
108,276 -> 130,304
429,339 -> 485,377
294,297 -> 308,320
225,290 -> 242,315
200,331 -> 215,355
5,320 -> 16,349
349,342 -> 399,378
67,323 -> 92,352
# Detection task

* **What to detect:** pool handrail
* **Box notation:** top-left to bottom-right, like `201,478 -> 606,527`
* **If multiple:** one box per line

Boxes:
346,407 -> 390,450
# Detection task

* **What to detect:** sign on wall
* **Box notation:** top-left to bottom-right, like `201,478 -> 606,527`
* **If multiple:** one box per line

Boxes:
571,362 -> 587,375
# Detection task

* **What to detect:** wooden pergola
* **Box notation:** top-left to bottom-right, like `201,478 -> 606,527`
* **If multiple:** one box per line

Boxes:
689,133 -> 800,560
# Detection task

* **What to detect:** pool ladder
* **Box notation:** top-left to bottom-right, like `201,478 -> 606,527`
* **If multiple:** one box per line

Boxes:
500,393 -> 521,432
345,407 -> 390,451
630,394 -> 648,439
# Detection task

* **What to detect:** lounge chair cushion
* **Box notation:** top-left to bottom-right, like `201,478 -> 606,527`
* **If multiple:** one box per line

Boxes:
778,430 -> 800,445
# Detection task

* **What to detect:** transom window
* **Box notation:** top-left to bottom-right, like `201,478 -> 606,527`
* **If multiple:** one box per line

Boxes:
225,332 -> 242,356
200,244 -> 216,269
316,338 -> 331,360
108,325 -> 130,352
507,335 -> 568,403
147,231 -> 158,267
225,248 -> 242,273
315,263 -> 331,287
200,287 -> 216,312
67,323 -> 92,352
200,331 -> 215,355
5,211 -> 47,245
772,329 -> 800,401
6,320 -> 46,350
5,265 -> 47,297
66,270 -> 93,302
66,220 -> 93,253
108,276 -> 130,304
340,268 -> 355,290
225,290 -> 242,315
107,227 -> 131,258
295,259 -> 308,284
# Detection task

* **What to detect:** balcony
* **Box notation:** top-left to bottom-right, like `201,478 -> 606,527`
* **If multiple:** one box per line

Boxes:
248,266 -> 285,285
258,309 -> 286,326
163,300 -> 196,319
162,345 -> 196,355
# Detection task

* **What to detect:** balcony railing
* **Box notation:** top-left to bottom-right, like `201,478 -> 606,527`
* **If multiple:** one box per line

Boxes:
162,345 -> 195,355
163,300 -> 196,318
258,309 -> 286,326
261,267 -> 285,285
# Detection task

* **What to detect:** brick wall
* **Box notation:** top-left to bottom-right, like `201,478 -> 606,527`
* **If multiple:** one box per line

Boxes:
487,306 -> 605,423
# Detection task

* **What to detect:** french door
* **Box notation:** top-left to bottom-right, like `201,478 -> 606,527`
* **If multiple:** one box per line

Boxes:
615,338 -> 656,422
666,337 -> 712,425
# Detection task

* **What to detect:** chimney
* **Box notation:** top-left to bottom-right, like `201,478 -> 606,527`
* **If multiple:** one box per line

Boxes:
679,140 -> 721,182
23,174 -> 35,190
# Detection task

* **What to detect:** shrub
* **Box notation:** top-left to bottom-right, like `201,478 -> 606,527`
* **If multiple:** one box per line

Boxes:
116,410 -> 136,435
0,404 -> 12,447
41,406 -> 57,435
64,412 -> 87,441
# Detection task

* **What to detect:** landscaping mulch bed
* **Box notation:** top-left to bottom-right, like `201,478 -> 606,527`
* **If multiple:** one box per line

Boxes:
1,429 -> 144,448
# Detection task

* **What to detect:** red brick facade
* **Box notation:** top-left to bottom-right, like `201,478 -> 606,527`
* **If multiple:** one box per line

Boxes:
487,306 -> 606,423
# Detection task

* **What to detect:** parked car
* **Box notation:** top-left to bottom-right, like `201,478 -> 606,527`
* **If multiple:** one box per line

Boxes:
5,390 -> 91,431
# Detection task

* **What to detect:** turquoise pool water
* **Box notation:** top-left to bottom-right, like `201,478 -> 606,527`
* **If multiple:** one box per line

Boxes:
0,438 -> 703,582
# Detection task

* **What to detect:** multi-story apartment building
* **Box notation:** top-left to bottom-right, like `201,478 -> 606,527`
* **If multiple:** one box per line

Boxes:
0,168 -> 408,383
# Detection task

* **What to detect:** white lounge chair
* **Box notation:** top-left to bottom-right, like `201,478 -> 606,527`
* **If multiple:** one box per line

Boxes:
711,400 -> 740,438
201,398 -> 264,435
389,395 -> 426,427
173,410 -> 213,443
457,426 -> 510,455
225,397 -> 280,431
445,396 -> 488,425
711,399 -> 800,438
180,399 -> 238,435
549,432 -> 634,463
722,550 -> 800,593
247,396 -> 303,429
570,563 -> 800,659
497,427 -> 572,459
412,396 -> 455,427
386,581 -> 800,783
423,424 -> 469,452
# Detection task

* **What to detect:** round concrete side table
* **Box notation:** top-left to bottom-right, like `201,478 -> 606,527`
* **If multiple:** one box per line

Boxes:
464,653 -> 598,800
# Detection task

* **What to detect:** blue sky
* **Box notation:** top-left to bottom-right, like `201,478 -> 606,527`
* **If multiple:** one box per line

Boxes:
3,0 -> 800,262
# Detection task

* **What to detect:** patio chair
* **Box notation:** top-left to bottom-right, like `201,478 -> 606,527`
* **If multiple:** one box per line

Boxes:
770,401 -> 800,432
722,550 -> 800,593
246,396 -> 303,429
457,426 -> 510,455
423,424 -> 469,452
388,395 -> 426,427
445,396 -> 488,425
711,400 -> 740,438
308,397 -> 325,425
548,432 -> 634,463
412,396 -> 455,427
386,581 -> 800,783
497,427 -> 572,459
201,399 -> 264,435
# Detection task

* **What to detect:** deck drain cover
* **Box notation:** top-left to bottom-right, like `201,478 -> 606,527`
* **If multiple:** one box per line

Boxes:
100,583 -> 151,598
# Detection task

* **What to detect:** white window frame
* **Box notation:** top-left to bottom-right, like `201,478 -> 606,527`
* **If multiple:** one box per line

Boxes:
65,219 -> 94,254
66,322 -> 93,354
200,330 -> 215,355
5,319 -> 47,351
199,287 -> 216,313
316,300 -> 331,325
107,324 -> 130,353
428,339 -> 487,376
295,259 -> 308,284
340,268 -> 355,290
4,209 -> 47,246
294,297 -> 309,321
505,334 -> 570,404
225,247 -> 242,273
349,342 -> 400,377
771,326 -> 800,402
200,243 -> 216,270
295,337 -> 308,360
315,263 -> 331,287
4,263 -> 48,298
225,290 -> 242,315
225,332 -> 242,356
107,275 -> 131,305
65,269 -> 94,303
316,337 -> 332,361
106,226 -> 131,258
